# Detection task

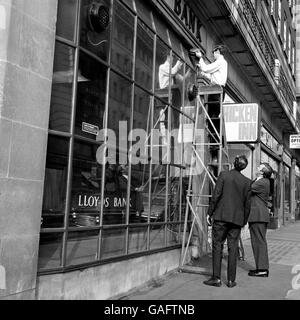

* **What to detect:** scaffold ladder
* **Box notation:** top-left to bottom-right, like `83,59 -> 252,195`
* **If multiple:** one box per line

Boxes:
179,83 -> 230,274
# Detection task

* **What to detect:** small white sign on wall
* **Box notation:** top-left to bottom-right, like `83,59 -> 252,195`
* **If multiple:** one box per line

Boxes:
290,134 -> 300,149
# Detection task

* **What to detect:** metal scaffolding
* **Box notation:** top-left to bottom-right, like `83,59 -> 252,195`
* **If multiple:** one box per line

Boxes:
179,82 -> 230,274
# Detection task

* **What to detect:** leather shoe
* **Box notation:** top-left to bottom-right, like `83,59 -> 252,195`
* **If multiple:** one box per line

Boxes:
203,277 -> 222,287
248,269 -> 269,277
227,280 -> 237,288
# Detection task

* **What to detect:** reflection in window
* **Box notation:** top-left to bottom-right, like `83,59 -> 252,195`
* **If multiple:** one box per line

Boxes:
150,224 -> 165,250
112,1 -> 134,77
71,140 -> 102,228
56,0 -> 78,41
42,136 -> 69,228
80,0 -> 111,61
129,87 -> 152,224
50,42 -> 74,132
101,228 -> 126,259
75,52 -> 107,139
66,230 -> 99,266
103,72 -> 132,225
135,20 -> 154,91
38,233 -> 63,270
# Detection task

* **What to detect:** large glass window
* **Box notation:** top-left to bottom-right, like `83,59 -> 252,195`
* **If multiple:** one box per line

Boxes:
40,0 -> 196,273
80,0 -> 111,61
295,166 -> 300,220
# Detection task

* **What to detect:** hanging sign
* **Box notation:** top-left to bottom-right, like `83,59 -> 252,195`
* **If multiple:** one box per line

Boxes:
290,134 -> 300,149
223,103 -> 260,142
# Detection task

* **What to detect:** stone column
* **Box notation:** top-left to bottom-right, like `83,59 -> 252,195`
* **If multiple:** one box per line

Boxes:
0,0 -> 57,299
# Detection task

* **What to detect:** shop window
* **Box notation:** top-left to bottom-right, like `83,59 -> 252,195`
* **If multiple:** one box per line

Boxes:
129,86 -> 152,224
42,135 -> 69,229
101,228 -> 126,259
104,71 -> 132,225
70,140 -> 103,229
128,227 -> 148,254
38,233 -> 64,270
40,0 -> 194,273
135,0 -> 154,29
111,1 -> 134,77
135,20 -> 154,91
56,0 -> 78,42
66,230 -> 99,266
80,0 -> 111,62
50,42 -> 74,132
150,224 -> 165,250
155,38 -> 171,94
75,52 -> 107,139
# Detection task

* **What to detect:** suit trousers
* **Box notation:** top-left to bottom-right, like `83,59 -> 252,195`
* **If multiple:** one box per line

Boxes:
249,222 -> 269,270
212,220 -> 241,281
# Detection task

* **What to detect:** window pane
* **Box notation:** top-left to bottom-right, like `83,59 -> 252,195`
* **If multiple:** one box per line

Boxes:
155,39 -> 171,94
56,0 -> 78,41
38,233 -> 63,270
66,230 -> 99,266
103,72 -> 132,225
130,87 -> 152,224
75,52 -> 107,139
111,1 -> 134,77
167,224 -> 181,246
167,170 -> 182,223
150,98 -> 168,223
50,42 -> 74,132
80,0 -> 111,61
150,224 -> 165,250
101,228 -> 126,259
128,227 -> 147,254
135,1 -> 153,28
135,20 -> 154,91
42,135 -> 69,228
71,140 -> 103,228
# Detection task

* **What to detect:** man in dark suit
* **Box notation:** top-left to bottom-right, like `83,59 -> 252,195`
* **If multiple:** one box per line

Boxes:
248,163 -> 273,277
204,155 -> 252,288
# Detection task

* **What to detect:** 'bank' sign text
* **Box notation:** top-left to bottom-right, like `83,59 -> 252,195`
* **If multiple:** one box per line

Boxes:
223,103 -> 259,142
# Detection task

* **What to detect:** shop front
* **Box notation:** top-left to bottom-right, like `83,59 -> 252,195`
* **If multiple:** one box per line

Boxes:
295,165 -> 300,220
282,151 -> 292,224
37,0 -> 288,299
260,125 -> 283,229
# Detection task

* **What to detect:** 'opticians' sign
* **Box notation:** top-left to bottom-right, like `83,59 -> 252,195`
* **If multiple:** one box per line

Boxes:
223,103 -> 260,142
290,134 -> 300,149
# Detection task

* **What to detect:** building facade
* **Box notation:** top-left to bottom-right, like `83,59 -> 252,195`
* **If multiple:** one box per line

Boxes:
0,0 -> 299,299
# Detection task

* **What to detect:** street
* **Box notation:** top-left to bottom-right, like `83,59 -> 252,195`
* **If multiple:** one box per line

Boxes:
114,221 -> 300,300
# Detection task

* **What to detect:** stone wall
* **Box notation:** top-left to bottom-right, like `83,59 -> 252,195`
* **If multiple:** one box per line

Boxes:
0,0 -> 57,299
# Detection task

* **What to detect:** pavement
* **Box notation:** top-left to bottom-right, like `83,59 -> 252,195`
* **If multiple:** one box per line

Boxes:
114,221 -> 300,300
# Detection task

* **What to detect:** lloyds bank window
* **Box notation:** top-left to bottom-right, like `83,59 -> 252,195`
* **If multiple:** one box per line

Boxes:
39,0 -> 196,273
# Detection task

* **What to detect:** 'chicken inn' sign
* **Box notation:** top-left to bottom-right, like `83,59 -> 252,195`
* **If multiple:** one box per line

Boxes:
223,103 -> 260,143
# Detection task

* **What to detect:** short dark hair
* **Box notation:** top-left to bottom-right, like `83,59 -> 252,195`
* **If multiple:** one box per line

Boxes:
233,155 -> 248,171
261,162 -> 273,179
212,44 -> 226,55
